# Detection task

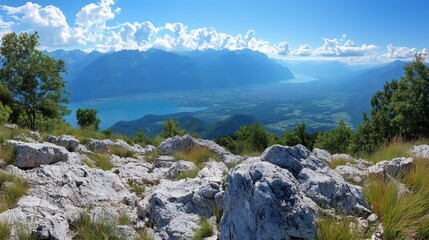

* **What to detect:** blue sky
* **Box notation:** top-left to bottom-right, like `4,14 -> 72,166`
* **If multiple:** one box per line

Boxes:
0,0 -> 428,63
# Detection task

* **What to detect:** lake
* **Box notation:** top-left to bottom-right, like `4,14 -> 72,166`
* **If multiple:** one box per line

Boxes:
65,98 -> 206,130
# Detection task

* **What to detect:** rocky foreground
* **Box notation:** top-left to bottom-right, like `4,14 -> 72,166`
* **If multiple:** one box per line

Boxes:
0,131 -> 428,240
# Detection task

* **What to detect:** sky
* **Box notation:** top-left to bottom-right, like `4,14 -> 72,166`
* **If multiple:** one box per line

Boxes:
0,0 -> 428,64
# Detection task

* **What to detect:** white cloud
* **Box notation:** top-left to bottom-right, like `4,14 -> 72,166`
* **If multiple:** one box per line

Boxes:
291,44 -> 312,56
386,44 -> 428,59
75,0 -> 116,27
312,38 -> 377,57
1,2 -> 70,46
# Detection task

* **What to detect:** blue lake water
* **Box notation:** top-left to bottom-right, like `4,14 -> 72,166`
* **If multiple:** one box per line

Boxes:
65,98 -> 206,130
280,75 -> 319,83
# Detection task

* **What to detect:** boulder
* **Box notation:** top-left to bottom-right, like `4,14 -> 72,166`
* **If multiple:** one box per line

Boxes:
88,139 -> 115,154
167,160 -> 197,179
197,159 -> 228,181
261,144 -> 309,176
312,148 -> 332,163
220,160 -> 318,239
154,156 -> 175,168
368,157 -> 414,180
411,145 -> 429,158
6,140 -> 69,169
47,135 -> 80,152
335,161 -> 369,184
157,134 -> 242,164
142,178 -> 223,239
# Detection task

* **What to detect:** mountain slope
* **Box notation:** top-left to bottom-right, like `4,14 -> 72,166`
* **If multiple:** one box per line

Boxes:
68,49 -> 295,100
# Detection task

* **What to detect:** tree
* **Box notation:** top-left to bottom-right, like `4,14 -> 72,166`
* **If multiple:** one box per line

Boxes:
314,120 -> 354,154
0,32 -> 70,130
133,129 -> 152,146
161,118 -> 185,138
76,108 -> 101,130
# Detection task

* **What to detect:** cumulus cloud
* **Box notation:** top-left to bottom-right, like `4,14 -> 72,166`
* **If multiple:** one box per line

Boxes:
313,38 -> 377,57
1,2 -> 70,46
386,44 -> 428,59
75,0 -> 117,27
291,44 -> 312,56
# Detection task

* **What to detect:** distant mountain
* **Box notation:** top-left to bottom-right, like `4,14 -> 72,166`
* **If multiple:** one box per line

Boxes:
67,49 -> 295,100
110,113 -> 257,139
281,60 -> 354,78
45,50 -> 105,81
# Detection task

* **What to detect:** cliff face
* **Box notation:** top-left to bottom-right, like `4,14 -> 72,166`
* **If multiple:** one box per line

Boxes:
0,129 -> 425,239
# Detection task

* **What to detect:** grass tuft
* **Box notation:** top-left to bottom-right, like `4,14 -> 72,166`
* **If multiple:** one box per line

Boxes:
174,147 -> 220,169
0,144 -> 15,165
72,213 -> 120,240
0,221 -> 10,240
129,182 -> 145,196
367,138 -> 412,163
118,211 -> 132,226
143,151 -> 159,164
192,218 -> 214,240
89,153 -> 114,171
110,146 -> 136,158
175,168 -> 200,180
0,170 -> 28,213
328,157 -> 350,169
135,229 -> 154,240
317,215 -> 360,240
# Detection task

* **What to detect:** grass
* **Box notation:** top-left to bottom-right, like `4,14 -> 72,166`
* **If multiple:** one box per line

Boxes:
16,226 -> 36,240
364,176 -> 429,239
0,221 -> 10,240
135,229 -> 154,240
143,150 -> 159,164
0,125 -> 29,144
118,211 -> 132,226
192,219 -> 214,240
129,182 -> 145,196
0,170 -> 28,213
72,213 -> 121,240
89,153 -> 114,171
0,144 -> 15,165
316,215 -> 360,240
175,168 -> 200,180
173,147 -> 220,169
110,146 -> 136,158
328,157 -> 350,169
366,138 -> 413,163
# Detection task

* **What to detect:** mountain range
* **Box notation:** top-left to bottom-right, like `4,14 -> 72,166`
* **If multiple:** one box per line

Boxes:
51,49 -> 295,100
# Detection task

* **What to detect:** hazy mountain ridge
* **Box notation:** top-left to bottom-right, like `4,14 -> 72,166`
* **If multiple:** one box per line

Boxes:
57,49 -> 295,100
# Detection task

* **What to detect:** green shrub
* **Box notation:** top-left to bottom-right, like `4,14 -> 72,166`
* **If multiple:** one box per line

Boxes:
0,170 -> 28,213
161,119 -> 185,138
76,108 -> 101,131
72,213 -> 120,240
0,102 -> 11,125
89,154 -> 114,171
314,120 -> 354,154
152,135 -> 165,147
192,219 -> 213,240
317,215 -> 360,240
132,129 -> 152,146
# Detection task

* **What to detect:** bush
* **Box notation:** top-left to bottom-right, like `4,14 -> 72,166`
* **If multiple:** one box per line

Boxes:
314,120 -> 354,154
132,129 -> 152,146
0,102 -> 11,124
76,108 -> 101,130
161,118 -> 185,138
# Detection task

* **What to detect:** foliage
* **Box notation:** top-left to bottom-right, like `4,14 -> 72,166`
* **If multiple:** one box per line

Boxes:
0,144 -> 15,165
327,157 -> 350,170
352,54 -> 429,154
0,102 -> 12,125
72,213 -> 121,240
135,229 -> 154,240
192,219 -> 214,240
0,170 -> 28,213
118,211 -> 132,226
76,108 -> 101,131
316,215 -> 360,240
129,182 -> 145,196
0,32 -> 70,130
152,135 -> 165,147
161,118 -> 185,138
314,120 -> 354,154
132,129 -> 152,146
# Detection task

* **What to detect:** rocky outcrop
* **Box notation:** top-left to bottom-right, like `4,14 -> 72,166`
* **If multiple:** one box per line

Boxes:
368,157 -> 414,180
167,160 -> 197,179
47,135 -> 80,152
411,145 -> 429,158
221,159 -> 318,239
6,140 -> 69,169
88,139 -> 115,153
157,134 -> 242,164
